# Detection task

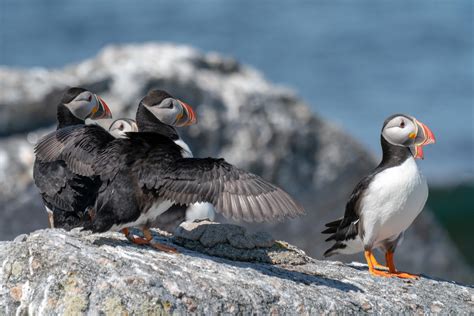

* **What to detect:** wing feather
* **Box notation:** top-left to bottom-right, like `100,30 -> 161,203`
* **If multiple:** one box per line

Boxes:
144,157 -> 304,222
35,125 -> 115,177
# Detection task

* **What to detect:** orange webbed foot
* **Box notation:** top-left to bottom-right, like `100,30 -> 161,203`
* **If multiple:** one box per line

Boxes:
385,251 -> 420,279
368,269 -> 393,278
370,253 -> 389,271
143,227 -> 178,253
150,242 -> 178,253
128,235 -> 151,245
122,228 -> 150,245
391,271 -> 419,279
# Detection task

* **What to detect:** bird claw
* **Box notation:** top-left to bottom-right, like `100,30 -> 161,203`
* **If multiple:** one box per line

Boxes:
369,269 -> 393,278
126,235 -> 150,245
374,264 -> 389,271
150,242 -> 178,253
369,269 -> 419,279
391,271 -> 420,279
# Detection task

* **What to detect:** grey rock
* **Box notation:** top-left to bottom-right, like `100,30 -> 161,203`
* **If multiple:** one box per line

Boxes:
251,231 -> 275,248
227,233 -> 256,249
0,43 -> 471,282
12,234 -> 27,243
0,227 -> 472,315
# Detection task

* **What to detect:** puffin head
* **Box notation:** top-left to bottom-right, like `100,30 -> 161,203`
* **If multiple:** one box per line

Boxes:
62,87 -> 112,120
382,114 -> 436,159
140,90 -> 197,127
108,118 -> 139,138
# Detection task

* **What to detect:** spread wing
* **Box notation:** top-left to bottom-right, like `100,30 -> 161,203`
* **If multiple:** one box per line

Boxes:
140,157 -> 305,222
35,125 -> 115,177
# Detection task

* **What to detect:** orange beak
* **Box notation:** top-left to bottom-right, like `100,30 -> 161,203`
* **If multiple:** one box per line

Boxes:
177,100 -> 197,126
412,119 -> 436,159
89,95 -> 113,120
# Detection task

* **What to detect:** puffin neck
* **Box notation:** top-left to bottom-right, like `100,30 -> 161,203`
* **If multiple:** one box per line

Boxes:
379,135 -> 412,168
135,103 -> 179,140
57,104 -> 84,129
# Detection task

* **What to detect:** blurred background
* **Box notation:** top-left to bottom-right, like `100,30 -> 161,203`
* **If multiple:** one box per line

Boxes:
0,1 -> 472,280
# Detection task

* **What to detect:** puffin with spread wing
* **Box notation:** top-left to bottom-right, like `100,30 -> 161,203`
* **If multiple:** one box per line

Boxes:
36,90 -> 304,251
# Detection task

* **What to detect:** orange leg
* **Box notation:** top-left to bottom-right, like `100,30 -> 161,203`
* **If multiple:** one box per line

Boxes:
143,228 -> 178,253
370,252 -> 388,270
385,251 -> 419,279
364,250 -> 392,277
121,228 -> 177,253
121,228 -> 149,245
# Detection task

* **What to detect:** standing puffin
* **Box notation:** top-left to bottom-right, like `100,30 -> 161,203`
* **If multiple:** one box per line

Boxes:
33,87 -> 112,229
36,90 -> 305,251
322,114 -> 436,279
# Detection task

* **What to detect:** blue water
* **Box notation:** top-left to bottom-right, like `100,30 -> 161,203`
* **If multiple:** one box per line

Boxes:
1,0 -> 473,184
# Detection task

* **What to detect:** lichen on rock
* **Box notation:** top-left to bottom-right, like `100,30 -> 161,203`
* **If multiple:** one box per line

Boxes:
0,223 -> 472,314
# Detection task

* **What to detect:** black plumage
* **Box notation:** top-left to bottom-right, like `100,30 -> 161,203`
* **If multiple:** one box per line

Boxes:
322,134 -> 412,256
33,87 -> 111,229
320,113 -> 436,279
36,90 -> 305,236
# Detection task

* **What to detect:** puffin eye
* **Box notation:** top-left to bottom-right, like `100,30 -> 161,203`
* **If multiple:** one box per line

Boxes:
400,120 -> 405,128
118,124 -> 124,131
87,94 -> 92,102
159,99 -> 173,109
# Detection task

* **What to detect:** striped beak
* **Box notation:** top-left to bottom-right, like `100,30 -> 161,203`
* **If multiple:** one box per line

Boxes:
175,100 -> 197,126
89,95 -> 112,120
411,118 -> 436,159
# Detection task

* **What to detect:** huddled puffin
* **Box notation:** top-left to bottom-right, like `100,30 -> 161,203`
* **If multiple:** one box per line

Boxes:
36,90 -> 305,252
107,118 -> 139,138
322,114 -> 436,279
33,87 -> 112,229
109,118 -> 217,226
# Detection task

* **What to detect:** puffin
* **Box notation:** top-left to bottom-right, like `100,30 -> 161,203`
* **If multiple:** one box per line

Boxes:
109,118 -> 217,227
33,87 -> 112,229
36,90 -> 305,252
107,118 -> 139,138
322,114 -> 436,279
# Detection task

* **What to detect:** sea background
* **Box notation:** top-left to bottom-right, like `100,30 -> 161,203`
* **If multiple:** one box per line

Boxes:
1,0 -> 473,263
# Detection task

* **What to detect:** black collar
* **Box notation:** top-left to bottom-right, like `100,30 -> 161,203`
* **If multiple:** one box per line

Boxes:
377,135 -> 411,171
57,104 -> 84,129
135,103 -> 179,140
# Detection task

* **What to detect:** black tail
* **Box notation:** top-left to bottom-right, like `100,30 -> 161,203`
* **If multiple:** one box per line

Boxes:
323,242 -> 346,257
321,218 -> 342,242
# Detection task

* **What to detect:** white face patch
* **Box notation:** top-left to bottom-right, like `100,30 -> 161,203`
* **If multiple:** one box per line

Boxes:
66,91 -> 97,120
382,116 -> 417,147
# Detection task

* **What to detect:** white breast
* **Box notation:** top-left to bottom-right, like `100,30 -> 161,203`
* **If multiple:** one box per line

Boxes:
185,202 -> 216,221
174,138 -> 193,158
110,200 -> 174,231
361,157 -> 428,247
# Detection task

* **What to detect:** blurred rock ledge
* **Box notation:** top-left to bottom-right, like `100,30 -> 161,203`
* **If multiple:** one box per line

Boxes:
0,42 -> 471,282
0,223 -> 472,314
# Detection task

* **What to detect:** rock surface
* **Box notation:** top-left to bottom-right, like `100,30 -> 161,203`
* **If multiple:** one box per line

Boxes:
0,43 -> 471,282
0,223 -> 472,315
